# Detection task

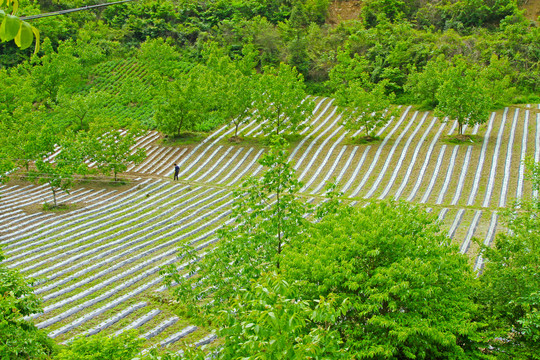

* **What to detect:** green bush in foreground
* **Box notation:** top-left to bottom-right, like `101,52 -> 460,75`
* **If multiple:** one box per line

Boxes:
477,198 -> 540,359
0,251 -> 57,359
56,331 -> 143,360
280,202 -> 487,359
174,200 -> 490,359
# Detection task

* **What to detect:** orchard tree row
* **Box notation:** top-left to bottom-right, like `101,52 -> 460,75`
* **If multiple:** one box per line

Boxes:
0,33 -> 523,206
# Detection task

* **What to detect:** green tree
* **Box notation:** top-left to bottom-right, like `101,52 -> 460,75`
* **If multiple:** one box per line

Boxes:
201,42 -> 259,140
30,39 -> 83,106
0,250 -> 56,359
55,89 -> 112,132
177,200 -> 486,360
163,137 -> 304,302
154,65 -> 217,137
30,133 -> 88,207
435,57 -> 490,136
0,66 -> 35,117
479,54 -> 516,108
217,273 -> 346,359
335,79 -> 396,139
253,63 -> 315,137
137,37 -> 188,80
404,54 -> 447,109
86,124 -> 146,181
0,108 -> 55,174
162,137 -> 323,311
361,0 -> 413,27
328,50 -> 370,93
220,45 -> 259,139
282,201 -> 486,359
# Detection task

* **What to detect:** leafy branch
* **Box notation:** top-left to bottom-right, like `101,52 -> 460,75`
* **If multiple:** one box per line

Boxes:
0,0 -> 40,53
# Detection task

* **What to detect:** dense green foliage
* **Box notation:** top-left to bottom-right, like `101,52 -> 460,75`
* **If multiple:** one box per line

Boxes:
218,273 -> 346,359
0,251 -> 57,359
475,162 -> 540,359
168,176 -> 489,358
282,202 -> 485,359
56,331 -> 143,360
0,0 -> 538,166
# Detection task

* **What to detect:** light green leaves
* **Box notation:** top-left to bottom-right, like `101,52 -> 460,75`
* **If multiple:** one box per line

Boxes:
14,19 -> 33,49
434,57 -> 490,135
253,63 -> 315,137
0,0 -> 40,52
0,0 -> 18,13
0,13 -> 20,41
335,78 -> 397,139
282,201 -> 485,359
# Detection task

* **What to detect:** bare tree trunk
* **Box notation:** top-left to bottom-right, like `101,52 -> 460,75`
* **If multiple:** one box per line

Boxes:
50,184 -> 57,207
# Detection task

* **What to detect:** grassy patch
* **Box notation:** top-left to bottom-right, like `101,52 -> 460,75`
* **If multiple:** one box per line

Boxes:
35,202 -> 83,213
77,176 -> 138,192
347,134 -> 384,145
21,201 -> 82,215
512,94 -> 540,104
441,134 -> 483,145
161,132 -> 207,146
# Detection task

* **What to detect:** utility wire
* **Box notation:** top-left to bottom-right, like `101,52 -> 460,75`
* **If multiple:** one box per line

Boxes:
20,0 -> 138,21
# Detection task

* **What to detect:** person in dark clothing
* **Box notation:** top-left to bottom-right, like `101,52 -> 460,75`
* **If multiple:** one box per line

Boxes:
174,163 -> 180,180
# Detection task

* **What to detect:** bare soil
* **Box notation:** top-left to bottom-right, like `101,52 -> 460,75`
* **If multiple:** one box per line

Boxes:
21,202 -> 85,214
522,0 -> 540,24
327,0 -> 363,24
228,135 -> 243,144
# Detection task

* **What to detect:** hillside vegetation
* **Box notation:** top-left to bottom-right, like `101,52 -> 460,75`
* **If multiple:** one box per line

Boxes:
1,0 -> 540,359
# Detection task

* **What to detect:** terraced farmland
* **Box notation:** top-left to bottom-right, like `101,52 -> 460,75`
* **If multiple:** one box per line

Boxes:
1,98 -> 539,351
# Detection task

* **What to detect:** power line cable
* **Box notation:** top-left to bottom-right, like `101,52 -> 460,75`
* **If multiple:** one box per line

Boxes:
19,0 -> 138,21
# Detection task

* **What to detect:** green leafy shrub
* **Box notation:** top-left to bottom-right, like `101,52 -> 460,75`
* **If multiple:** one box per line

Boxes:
0,251 -> 57,359
477,193 -> 540,358
56,330 -> 143,360
283,202 -> 486,359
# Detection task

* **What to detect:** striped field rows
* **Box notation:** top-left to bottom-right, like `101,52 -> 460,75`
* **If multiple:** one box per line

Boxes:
0,98 -> 539,351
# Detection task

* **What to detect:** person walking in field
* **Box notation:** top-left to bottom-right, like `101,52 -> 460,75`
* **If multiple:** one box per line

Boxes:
173,163 -> 180,180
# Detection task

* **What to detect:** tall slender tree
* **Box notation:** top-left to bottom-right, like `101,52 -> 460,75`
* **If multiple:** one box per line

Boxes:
253,63 -> 315,137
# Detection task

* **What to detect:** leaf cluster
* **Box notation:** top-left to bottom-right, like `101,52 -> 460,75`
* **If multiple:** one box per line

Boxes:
217,273 -> 346,359
477,197 -> 540,358
282,202 -> 485,359
0,0 -> 39,52
55,330 -> 143,360
0,251 -> 57,359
